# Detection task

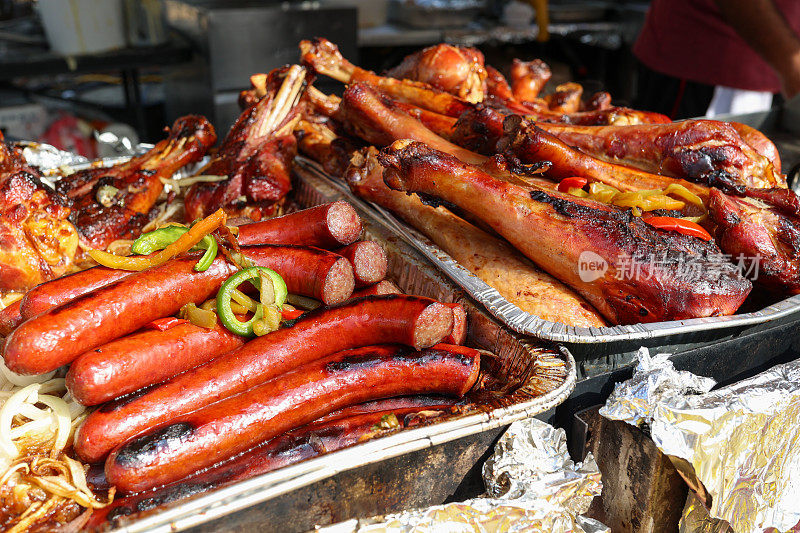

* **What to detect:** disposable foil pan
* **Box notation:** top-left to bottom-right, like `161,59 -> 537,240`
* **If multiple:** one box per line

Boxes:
21,146 -> 575,532
292,158 -> 800,344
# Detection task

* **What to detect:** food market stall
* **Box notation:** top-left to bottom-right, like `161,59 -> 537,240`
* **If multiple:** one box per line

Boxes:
2,1 -> 800,531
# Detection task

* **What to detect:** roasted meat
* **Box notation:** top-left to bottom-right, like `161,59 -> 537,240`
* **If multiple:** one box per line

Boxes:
510,58 -> 551,102
56,115 -> 216,249
347,147 -> 606,327
379,141 -> 751,324
385,44 -> 488,103
535,120 -> 785,191
0,135 -> 78,293
185,65 -> 307,221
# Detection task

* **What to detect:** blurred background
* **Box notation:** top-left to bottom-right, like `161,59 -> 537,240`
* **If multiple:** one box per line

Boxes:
0,0 -> 713,156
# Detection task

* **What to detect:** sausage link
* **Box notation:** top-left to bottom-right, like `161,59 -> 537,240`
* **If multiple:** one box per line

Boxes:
335,241 -> 388,287
3,255 -> 236,375
88,397 -> 458,527
66,322 -> 246,406
75,295 -> 455,463
19,266 -> 134,320
350,280 -> 402,299
237,201 -> 361,249
104,344 -> 480,493
443,303 -> 467,345
0,300 -> 23,337
242,245 -> 354,305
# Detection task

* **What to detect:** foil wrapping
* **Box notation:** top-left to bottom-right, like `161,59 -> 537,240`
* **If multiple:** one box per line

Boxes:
317,417 -> 607,533
601,348 -> 800,533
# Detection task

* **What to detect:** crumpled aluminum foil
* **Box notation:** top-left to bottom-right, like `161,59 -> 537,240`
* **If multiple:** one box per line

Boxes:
601,348 -> 800,533
598,347 -> 716,427
316,417 -> 608,533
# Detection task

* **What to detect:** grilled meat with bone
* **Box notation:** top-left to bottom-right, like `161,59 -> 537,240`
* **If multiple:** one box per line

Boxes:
379,141 -> 751,324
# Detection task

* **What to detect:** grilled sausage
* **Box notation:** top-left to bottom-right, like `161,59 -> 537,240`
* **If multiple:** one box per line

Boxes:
75,295 -> 455,463
3,255 -> 236,375
237,201 -> 361,249
87,396 -> 459,527
350,280 -> 402,298
0,300 -> 22,337
66,321 -> 246,406
19,265 -> 135,320
242,245 -> 355,305
335,241 -> 388,287
104,344 -> 480,493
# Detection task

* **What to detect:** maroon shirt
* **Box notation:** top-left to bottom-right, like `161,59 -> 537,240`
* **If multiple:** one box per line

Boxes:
634,0 -> 800,92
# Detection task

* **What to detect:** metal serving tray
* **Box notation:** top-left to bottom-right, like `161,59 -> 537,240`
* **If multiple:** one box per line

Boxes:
291,158 -> 800,345
21,148 -> 575,532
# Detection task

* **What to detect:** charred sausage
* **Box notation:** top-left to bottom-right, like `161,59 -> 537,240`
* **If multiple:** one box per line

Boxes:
237,201 -> 361,249
242,245 -> 354,305
334,241 -> 388,287
443,303 -> 467,345
74,295 -> 455,463
3,255 -> 236,375
66,321 -> 246,406
104,344 -> 480,493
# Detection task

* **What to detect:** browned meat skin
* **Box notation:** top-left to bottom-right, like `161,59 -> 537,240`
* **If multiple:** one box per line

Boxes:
501,116 -> 712,204
185,65 -> 306,221
452,105 -> 509,154
347,147 -> 607,327
390,100 -> 459,139
544,82 -> 583,114
535,119 -> 786,192
709,189 -> 800,293
379,141 -> 752,324
337,83 -> 486,166
510,58 -> 551,102
56,115 -> 216,249
583,91 -> 612,111
484,65 -> 548,114
0,133 -> 78,293
385,44 -> 488,104
730,122 -> 782,173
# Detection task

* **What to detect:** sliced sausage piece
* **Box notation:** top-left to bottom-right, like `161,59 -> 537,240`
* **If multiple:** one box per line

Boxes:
242,245 -> 354,305
74,295 -> 455,463
3,255 -> 236,375
104,344 -> 480,493
237,201 -> 361,249
443,303 -> 467,345
66,321 -> 246,406
335,241 -> 388,287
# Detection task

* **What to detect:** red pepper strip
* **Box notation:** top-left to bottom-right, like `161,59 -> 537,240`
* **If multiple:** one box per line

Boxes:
643,216 -> 712,241
557,177 -> 588,193
146,317 -> 190,331
281,309 -> 305,321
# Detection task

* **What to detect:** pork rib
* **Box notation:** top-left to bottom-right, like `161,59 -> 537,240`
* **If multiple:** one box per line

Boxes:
185,65 -> 306,221
510,58 -> 551,102
56,115 -> 216,249
347,147 -> 606,327
379,141 -> 751,324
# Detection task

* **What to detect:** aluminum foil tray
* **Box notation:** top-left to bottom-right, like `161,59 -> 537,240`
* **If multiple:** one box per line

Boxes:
293,158 -> 800,344
21,144 -> 576,532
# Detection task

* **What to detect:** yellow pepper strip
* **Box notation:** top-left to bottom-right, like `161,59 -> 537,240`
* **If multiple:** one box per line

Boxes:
88,209 -> 227,271
612,191 -> 685,211
567,187 -> 588,197
664,184 -> 706,209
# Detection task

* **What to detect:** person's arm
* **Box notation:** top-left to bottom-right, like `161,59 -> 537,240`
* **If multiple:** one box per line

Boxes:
715,0 -> 800,97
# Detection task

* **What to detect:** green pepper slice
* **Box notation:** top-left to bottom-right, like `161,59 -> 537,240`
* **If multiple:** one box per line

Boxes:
131,226 -> 218,272
217,267 -> 287,337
